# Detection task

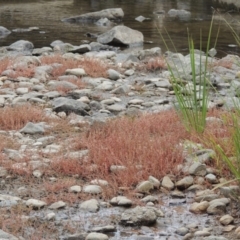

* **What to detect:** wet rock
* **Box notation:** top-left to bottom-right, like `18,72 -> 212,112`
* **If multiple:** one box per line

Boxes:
80,199 -> 99,212
83,185 -> 102,194
188,162 -> 207,176
120,206 -> 163,226
0,26 -> 11,38
189,201 -> 209,213
220,214 -> 234,225
95,18 -> 112,27
26,198 -> 47,209
48,200 -> 66,209
0,229 -> 18,240
97,26 -> 144,47
110,196 -> 132,207
176,176 -> 194,190
7,40 -> 34,54
20,122 -> 45,134
62,8 -> 124,22
136,181 -> 154,193
168,9 -> 191,21
161,175 -> 175,190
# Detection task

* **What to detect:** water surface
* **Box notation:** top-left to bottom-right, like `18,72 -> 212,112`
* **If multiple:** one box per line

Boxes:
0,0 -> 239,57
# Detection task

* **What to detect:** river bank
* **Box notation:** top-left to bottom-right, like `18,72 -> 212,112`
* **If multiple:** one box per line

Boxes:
0,35 -> 240,239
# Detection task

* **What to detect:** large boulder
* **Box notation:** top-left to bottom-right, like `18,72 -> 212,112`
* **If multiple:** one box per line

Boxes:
97,26 -> 144,47
0,26 -> 11,38
7,40 -> 34,54
62,8 -> 124,22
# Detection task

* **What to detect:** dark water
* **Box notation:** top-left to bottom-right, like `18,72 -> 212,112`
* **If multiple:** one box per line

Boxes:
0,0 -> 239,57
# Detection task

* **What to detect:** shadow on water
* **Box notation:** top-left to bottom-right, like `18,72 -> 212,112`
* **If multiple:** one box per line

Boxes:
0,0 -> 239,57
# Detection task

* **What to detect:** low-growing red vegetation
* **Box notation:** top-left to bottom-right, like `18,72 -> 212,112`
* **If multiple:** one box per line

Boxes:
78,110 -> 190,188
0,104 -> 46,130
0,57 -> 12,74
138,57 -> 167,72
40,54 -> 109,78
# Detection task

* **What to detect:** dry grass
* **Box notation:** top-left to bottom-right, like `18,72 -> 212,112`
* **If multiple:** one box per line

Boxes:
0,104 -> 46,131
40,54 -> 109,78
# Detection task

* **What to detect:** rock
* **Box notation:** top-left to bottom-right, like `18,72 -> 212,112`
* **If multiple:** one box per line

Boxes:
69,44 -> 91,54
148,176 -> 160,188
0,229 -> 18,240
194,230 -> 211,237
0,26 -> 11,38
95,18 -> 113,26
46,212 -> 56,220
97,26 -> 144,47
110,165 -> 126,173
176,176 -> 194,190
90,179 -> 108,186
7,40 -> 34,54
26,198 -> 47,209
135,15 -> 150,22
194,190 -> 219,202
176,227 -> 189,236
136,181 -> 154,193
161,175 -> 174,190
106,104 -> 126,113
205,173 -> 218,184
120,206 -> 163,226
203,237 -> 228,240
83,185 -> 102,194
62,8 -> 124,22
188,162 -> 207,176
185,149 -> 215,164
168,9 -> 191,21
189,201 -> 209,213
220,214 -> 234,225
65,68 -> 86,76
69,185 -> 82,193
80,199 -> 99,212
138,47 -> 161,60
91,225 -> 116,233
141,195 -> 158,203
110,196 -> 132,207
52,97 -> 89,116
19,122 -> 45,134
107,69 -> 121,80
207,201 -> 226,215
86,232 -> 109,240
48,201 -> 66,209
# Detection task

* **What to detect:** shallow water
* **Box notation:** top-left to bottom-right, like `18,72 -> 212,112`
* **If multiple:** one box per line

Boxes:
0,0 -> 239,57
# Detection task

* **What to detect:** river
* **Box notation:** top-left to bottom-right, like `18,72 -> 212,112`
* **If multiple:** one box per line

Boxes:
0,0 -> 239,57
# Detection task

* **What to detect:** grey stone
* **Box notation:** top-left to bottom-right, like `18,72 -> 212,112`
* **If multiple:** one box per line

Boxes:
205,173 -> 218,184
0,229 -> 18,240
26,198 -> 47,209
161,176 -> 174,190
136,181 -> 154,193
80,199 -> 99,212
52,97 -> 89,115
107,69 -> 121,80
203,237 -> 228,240
69,185 -> 82,193
207,201 -> 226,215
69,44 -> 91,53
86,232 -> 109,240
91,225 -> 116,233
106,104 -> 126,112
176,176 -> 194,190
83,185 -> 102,194
97,26 -> 144,47
7,40 -> 34,53
62,8 -> 124,22
0,26 -> 11,38
148,176 -> 160,188
176,227 -> 189,236
110,196 -> 132,207
66,68 -> 86,76
188,162 -> 207,176
120,206 -> 163,226
20,122 -> 45,134
48,200 -> 66,209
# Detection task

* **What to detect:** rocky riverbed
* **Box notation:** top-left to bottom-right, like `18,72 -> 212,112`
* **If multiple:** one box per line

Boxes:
1,15 -> 240,239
